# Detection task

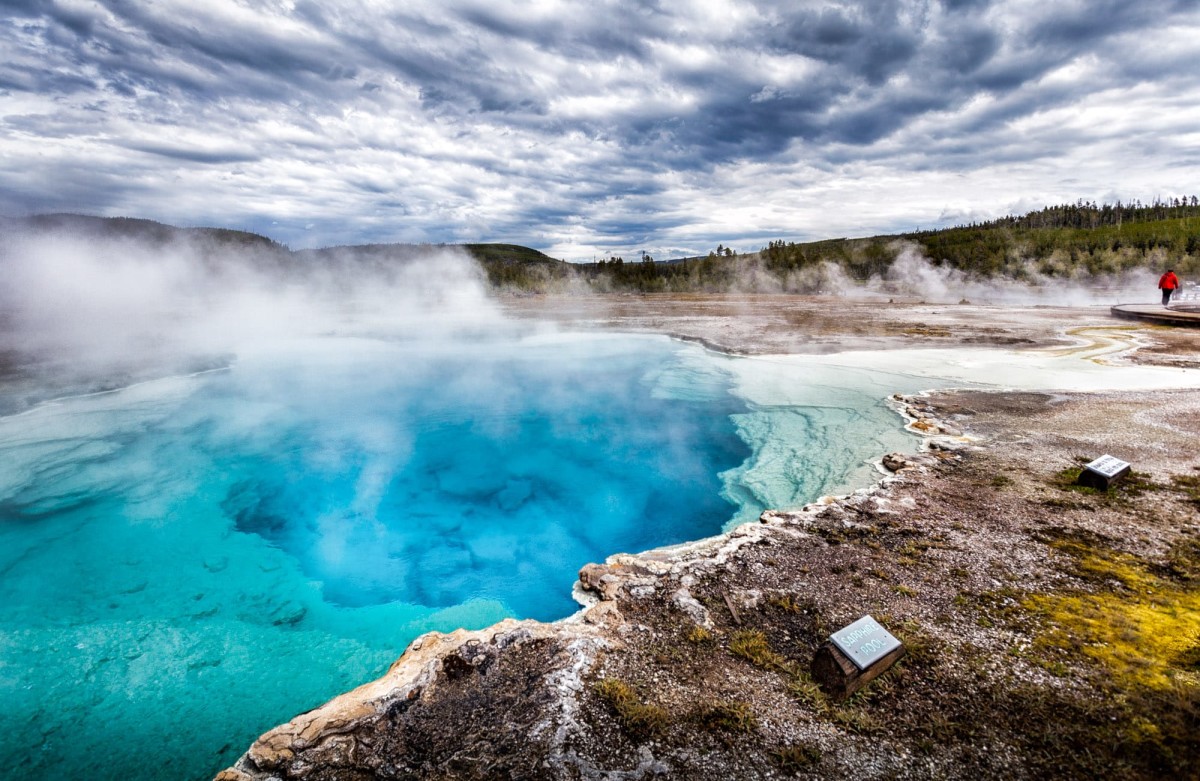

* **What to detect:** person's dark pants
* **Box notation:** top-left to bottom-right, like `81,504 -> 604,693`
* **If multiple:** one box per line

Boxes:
1163,288 -> 1174,306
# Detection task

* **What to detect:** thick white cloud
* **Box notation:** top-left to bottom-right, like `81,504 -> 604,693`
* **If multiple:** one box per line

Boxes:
1,0 -> 1198,258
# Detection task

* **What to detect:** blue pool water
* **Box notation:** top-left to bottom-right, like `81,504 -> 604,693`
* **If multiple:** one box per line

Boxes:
0,331 -> 930,780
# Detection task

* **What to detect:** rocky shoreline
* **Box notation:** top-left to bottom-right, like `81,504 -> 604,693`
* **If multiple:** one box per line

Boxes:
216,302 -> 1200,780
216,382 -> 1200,780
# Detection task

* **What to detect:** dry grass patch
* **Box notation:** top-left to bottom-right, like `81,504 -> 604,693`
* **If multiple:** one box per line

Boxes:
593,678 -> 670,740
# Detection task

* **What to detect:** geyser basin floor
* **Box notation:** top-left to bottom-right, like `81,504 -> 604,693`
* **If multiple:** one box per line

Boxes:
0,331 -> 942,781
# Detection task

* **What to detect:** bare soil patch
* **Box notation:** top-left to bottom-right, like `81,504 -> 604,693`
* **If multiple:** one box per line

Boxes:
501,294 -> 1110,355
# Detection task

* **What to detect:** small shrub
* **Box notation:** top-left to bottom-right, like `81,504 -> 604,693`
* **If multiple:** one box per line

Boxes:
1165,537 -> 1200,583
593,678 -> 669,740
831,706 -> 884,735
787,671 -> 826,709
729,630 -> 794,674
694,701 -> 757,733
774,743 -> 822,770
766,593 -> 805,613
1170,474 -> 1200,507
897,620 -> 936,667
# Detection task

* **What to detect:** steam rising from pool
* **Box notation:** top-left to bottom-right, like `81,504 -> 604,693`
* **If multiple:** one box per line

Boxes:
0,228 -> 940,781
0,331 -> 938,781
212,333 -> 753,618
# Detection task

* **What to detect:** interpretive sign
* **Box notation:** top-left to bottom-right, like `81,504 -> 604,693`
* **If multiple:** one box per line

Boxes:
1077,454 -> 1131,490
812,615 -> 906,700
829,615 -> 903,671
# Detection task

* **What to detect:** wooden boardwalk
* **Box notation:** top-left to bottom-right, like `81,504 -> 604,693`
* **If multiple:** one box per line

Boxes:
1111,302 -> 1200,327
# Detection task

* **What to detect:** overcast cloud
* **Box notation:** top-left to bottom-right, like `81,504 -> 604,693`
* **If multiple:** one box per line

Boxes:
2,0 -> 1198,258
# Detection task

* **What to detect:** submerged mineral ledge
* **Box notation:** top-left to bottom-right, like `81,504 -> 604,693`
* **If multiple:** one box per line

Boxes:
218,388 -> 1200,781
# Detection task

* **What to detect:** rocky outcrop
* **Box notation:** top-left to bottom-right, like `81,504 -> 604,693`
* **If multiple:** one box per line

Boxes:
217,618 -> 612,781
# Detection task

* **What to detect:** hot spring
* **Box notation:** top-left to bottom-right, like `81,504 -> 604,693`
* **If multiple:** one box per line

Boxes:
0,327 -> 943,781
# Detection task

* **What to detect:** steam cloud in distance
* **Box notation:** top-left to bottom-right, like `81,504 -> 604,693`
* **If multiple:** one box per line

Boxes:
860,243 -> 1164,306
0,221 -> 506,406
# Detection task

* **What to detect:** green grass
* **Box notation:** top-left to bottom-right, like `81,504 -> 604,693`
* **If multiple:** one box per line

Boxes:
593,678 -> 670,740
765,593 -> 806,613
773,743 -> 822,770
728,630 -> 796,674
692,701 -> 758,734
961,529 -> 1200,776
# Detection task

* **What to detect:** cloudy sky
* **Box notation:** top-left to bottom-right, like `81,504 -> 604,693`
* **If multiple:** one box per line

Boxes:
3,1 -> 1199,258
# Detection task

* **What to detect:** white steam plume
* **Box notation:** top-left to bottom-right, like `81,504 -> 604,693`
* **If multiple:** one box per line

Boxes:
859,242 -> 1164,306
0,226 -> 504,380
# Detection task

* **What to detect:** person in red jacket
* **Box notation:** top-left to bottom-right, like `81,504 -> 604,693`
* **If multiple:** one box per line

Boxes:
1159,269 -> 1180,306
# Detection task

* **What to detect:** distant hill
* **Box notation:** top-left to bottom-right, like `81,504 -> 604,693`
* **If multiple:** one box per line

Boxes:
5,200 -> 1198,295
462,244 -> 577,289
292,241 -> 572,288
2,213 -> 285,254
0,215 -> 575,289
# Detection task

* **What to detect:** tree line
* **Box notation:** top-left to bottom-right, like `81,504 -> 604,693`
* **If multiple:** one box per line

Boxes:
492,198 -> 1200,294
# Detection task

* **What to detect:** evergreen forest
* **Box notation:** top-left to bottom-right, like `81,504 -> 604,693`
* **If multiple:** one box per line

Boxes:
6,198 -> 1199,296
545,198 -> 1200,295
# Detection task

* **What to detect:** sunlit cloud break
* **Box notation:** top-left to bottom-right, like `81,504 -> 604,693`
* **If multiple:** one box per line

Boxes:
1,0 -> 1198,259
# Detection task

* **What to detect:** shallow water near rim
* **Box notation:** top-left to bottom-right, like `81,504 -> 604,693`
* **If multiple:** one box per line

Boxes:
0,330 -> 941,780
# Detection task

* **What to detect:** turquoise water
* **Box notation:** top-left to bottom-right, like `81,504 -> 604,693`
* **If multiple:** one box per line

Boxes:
0,331 -> 927,780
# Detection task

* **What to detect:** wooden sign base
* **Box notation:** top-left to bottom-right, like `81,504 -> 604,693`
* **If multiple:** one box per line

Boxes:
811,641 -> 905,701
